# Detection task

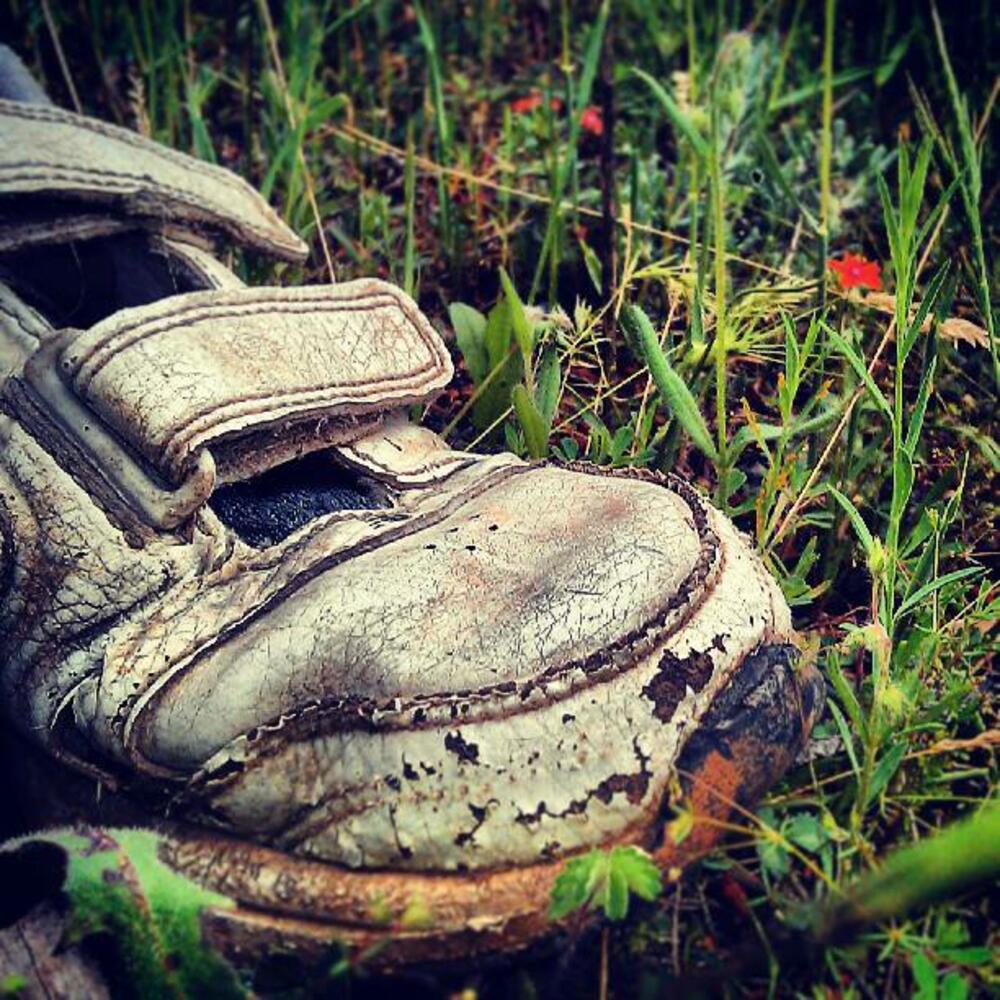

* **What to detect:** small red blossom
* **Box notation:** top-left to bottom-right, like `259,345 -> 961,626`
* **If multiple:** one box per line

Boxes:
510,94 -> 542,114
828,253 -> 882,291
580,105 -> 603,136
510,94 -> 562,115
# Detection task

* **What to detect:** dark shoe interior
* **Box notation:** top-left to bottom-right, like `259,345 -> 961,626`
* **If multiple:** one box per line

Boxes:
209,452 -> 389,548
0,227 -> 201,329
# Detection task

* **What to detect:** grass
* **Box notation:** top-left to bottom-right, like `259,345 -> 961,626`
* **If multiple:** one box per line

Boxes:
7,0 -> 998,996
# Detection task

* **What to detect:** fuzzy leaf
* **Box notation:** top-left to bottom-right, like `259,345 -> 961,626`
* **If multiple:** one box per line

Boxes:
624,303 -> 718,461
610,845 -> 662,903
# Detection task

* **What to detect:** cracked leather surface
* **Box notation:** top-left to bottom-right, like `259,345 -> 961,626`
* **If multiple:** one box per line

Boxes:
62,281 -> 454,482
0,78 -> 819,963
0,99 -> 308,261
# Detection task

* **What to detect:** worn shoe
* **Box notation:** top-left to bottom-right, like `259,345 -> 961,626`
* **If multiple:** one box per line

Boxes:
0,50 -> 821,967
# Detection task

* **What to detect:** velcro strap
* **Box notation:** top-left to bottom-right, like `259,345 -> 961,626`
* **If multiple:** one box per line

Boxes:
0,99 -> 307,261
58,281 -> 453,483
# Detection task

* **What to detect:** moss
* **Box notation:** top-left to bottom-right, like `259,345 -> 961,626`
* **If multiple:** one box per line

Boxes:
10,827 -> 245,1000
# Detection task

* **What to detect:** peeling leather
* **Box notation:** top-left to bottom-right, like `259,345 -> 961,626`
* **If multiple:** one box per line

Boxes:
0,86 -> 822,966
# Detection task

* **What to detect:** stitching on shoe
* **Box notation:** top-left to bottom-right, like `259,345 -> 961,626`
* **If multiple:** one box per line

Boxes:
162,467 -> 722,780
58,289 -> 449,474
69,287 -> 438,379
0,165 -> 296,252
0,99 -> 298,251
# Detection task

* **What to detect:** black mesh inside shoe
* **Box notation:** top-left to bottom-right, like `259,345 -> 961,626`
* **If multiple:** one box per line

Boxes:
209,452 -> 389,548
0,228 -> 202,328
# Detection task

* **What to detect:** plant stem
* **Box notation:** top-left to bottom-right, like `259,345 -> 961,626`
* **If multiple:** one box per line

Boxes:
599,925 -> 609,1000
709,100 -> 729,503
403,119 -> 416,297
818,0 -> 835,306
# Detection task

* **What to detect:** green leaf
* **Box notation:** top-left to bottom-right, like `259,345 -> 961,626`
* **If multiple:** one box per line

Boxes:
624,303 -> 718,461
896,566 -> 985,620
901,264 -> 950,364
865,740 -> 907,806
876,29 -> 913,87
484,300 -> 513,370
630,66 -> 708,159
534,347 -> 563,426
758,836 -> 790,879
606,866 -> 629,920
783,312 -> 801,383
911,951 -> 938,1000
610,845 -> 662,903
577,233 -> 603,294
826,699 -> 863,780
828,486 -> 875,559
785,814 -> 828,854
499,267 -> 535,365
512,383 -> 549,459
905,357 -> 937,456
413,1 -> 450,150
548,845 -> 661,923
940,974 -> 969,1000
448,302 -> 488,383
770,66 -> 870,110
548,852 -> 594,920
937,946 -> 992,966
826,327 -> 893,419
892,451 -> 915,524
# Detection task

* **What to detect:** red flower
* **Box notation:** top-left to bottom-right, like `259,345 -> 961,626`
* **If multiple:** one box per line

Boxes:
828,253 -> 882,291
580,105 -> 603,136
510,94 -> 542,114
510,93 -> 563,115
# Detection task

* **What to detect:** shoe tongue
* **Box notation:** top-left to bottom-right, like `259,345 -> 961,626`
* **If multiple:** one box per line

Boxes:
48,281 -> 453,487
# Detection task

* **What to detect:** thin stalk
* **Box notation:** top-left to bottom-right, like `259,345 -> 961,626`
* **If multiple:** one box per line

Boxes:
819,0 -> 835,305
403,120 -> 417,297
598,5 -> 617,378
560,0 -> 577,223
529,0 -> 610,302
684,0 -> 702,289
40,0 -> 82,113
709,102 -> 729,502
413,1 -> 454,264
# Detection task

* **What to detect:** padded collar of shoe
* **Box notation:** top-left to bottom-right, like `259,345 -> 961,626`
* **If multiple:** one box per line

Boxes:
12,281 -> 452,527
0,99 -> 307,261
